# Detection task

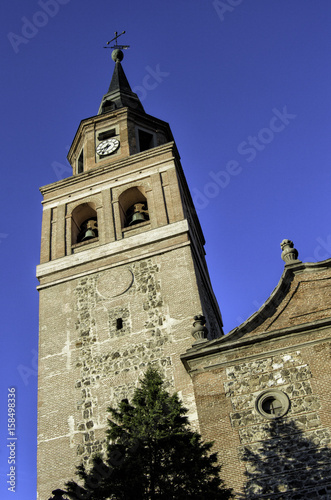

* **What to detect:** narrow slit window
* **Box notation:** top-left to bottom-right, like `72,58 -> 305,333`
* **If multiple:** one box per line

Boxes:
77,150 -> 84,174
116,318 -> 123,330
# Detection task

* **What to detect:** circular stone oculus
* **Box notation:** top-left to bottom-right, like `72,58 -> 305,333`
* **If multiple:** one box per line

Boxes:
255,390 -> 290,419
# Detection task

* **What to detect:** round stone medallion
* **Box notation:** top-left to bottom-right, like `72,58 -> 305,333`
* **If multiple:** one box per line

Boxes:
97,268 -> 133,299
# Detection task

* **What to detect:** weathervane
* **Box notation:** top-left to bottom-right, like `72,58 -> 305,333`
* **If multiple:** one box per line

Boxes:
104,31 -> 130,50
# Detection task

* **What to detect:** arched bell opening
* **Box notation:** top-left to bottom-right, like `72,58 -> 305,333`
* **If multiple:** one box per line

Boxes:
71,203 -> 98,245
118,187 -> 149,228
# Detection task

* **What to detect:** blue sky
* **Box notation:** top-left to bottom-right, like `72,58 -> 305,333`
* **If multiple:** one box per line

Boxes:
1,1 -> 331,498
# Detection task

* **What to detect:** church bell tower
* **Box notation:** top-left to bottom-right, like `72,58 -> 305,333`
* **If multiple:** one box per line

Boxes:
36,41 -> 223,498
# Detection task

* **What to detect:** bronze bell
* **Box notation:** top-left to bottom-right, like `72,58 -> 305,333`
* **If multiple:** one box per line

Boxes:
79,218 -> 98,242
128,203 -> 148,226
129,211 -> 146,225
81,228 -> 96,241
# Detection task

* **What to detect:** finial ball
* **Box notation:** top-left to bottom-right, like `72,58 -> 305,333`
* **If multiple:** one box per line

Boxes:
112,49 -> 124,62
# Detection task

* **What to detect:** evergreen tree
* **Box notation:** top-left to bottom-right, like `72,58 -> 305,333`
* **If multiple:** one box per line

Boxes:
63,367 -> 233,500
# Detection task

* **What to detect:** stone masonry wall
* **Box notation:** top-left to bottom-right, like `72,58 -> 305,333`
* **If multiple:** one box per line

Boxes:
73,259 -> 174,465
224,350 -> 331,499
38,246 -> 202,499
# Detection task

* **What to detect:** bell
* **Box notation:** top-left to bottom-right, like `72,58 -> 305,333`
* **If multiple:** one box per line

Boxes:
129,211 -> 146,226
82,228 -> 96,241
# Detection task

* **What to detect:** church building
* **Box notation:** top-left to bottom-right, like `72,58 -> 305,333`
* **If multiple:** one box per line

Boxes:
37,42 -> 331,499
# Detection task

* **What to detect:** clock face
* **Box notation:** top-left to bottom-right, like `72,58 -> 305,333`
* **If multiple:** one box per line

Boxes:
96,138 -> 120,156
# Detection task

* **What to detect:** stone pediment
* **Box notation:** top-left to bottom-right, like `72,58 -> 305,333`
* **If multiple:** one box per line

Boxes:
228,259 -> 331,341
184,258 -> 331,359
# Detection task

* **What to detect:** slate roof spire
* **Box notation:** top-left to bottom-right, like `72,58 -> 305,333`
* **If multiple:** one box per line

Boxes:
98,45 -> 144,115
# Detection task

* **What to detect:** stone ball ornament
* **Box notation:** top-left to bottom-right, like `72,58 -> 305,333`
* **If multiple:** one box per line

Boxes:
112,49 -> 124,62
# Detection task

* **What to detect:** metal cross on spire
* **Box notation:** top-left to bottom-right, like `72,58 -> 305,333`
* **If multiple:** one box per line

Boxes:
104,31 -> 130,50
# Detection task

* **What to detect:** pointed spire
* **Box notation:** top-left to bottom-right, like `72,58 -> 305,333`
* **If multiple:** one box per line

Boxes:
98,48 -> 144,115
108,59 -> 132,94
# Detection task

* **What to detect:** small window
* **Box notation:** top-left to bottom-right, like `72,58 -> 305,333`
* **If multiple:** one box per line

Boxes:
116,318 -> 123,330
138,129 -> 154,152
256,390 -> 290,419
101,100 -> 115,114
261,397 -> 283,416
98,129 -> 116,141
77,150 -> 84,174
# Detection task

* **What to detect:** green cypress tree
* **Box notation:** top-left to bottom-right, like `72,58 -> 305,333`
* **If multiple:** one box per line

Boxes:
63,367 -> 233,500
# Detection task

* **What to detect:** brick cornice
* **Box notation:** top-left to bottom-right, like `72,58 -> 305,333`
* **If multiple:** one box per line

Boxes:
181,317 -> 331,371
40,142 -> 179,198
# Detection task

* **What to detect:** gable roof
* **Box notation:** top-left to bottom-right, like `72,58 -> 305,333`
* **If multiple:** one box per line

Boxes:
182,257 -> 331,363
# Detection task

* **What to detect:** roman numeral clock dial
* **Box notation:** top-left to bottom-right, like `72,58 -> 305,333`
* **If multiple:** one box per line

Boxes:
96,137 -> 120,156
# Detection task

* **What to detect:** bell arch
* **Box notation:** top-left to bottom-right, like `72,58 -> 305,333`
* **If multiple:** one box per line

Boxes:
118,186 -> 149,228
71,202 -> 98,245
